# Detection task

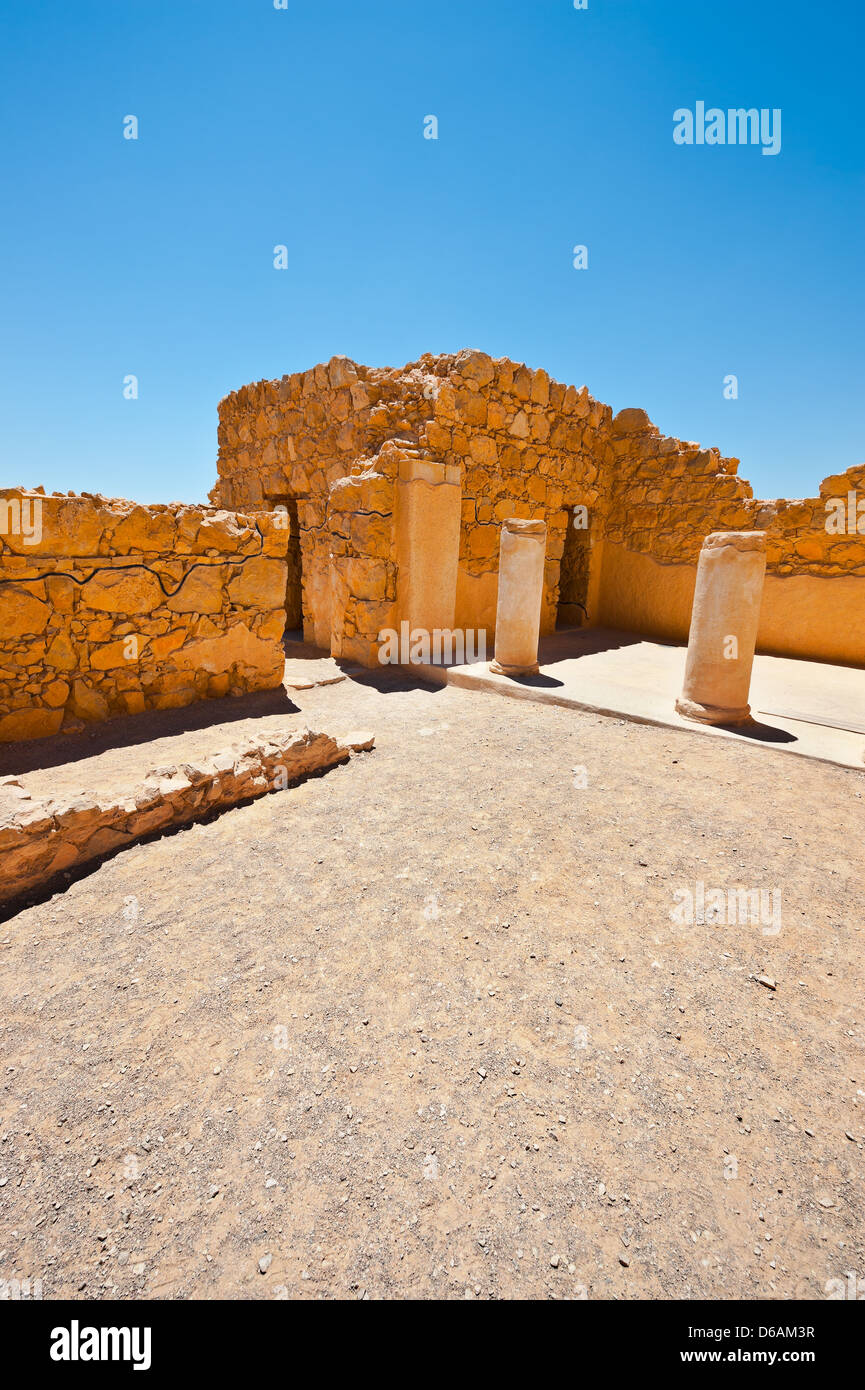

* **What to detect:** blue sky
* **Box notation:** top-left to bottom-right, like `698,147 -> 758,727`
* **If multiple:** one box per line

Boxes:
1,0 -> 862,504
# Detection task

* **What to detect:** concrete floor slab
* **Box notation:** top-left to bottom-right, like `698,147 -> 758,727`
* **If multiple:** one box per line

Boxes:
416,628 -> 865,771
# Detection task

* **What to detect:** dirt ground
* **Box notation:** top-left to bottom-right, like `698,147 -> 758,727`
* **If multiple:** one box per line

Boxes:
1,670 -> 863,1301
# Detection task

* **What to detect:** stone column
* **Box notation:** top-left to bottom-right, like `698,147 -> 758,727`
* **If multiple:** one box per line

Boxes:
395,456 -> 462,641
490,518 -> 547,676
676,531 -> 767,726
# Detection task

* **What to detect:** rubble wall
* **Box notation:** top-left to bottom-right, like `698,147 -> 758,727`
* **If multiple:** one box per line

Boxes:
211,350 -> 615,661
600,413 -> 865,664
213,352 -> 864,668
0,491 -> 289,742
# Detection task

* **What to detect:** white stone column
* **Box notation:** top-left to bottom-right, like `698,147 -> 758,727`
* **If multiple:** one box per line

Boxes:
676,531 -> 767,726
490,518 -> 547,676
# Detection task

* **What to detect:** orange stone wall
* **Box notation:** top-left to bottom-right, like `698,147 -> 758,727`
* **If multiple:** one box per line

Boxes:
0,490 -> 289,742
5,350 -> 858,744
212,350 -> 865,669
211,351 -> 616,664
599,412 -> 865,664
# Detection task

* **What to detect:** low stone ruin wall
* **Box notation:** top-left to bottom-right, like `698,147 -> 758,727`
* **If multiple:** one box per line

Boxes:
0,725 -> 373,911
0,490 -> 290,742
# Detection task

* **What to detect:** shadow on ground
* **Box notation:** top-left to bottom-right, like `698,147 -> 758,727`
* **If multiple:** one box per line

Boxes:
0,687 -> 301,777
726,719 -> 797,744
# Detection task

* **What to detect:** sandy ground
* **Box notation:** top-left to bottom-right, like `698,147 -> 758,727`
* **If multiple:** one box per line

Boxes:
1,671 -> 863,1301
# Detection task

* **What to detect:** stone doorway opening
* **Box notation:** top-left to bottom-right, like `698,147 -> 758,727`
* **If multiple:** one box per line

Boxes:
556,505 -> 591,628
268,496 -> 303,640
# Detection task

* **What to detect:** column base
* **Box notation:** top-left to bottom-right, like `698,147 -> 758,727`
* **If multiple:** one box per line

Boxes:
489,659 -> 540,677
675,696 -> 752,727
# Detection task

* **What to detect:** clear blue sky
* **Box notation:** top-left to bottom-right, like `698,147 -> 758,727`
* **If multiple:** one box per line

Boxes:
1,0 -> 862,504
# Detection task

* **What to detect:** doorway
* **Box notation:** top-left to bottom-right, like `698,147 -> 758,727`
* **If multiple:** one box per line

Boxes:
268,496 -> 303,639
556,505 -> 591,628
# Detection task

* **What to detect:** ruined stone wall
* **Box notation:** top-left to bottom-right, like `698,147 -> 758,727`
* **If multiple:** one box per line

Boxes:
211,350 -> 615,660
599,412 -> 865,663
0,727 -> 355,910
327,455 -> 398,668
214,351 -> 864,669
0,490 -> 289,742
423,353 -> 612,638
604,409 -> 865,577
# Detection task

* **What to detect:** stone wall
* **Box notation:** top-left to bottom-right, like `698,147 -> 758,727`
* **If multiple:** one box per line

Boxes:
0,727 -> 367,911
4,351 -> 859,745
213,351 -> 865,669
605,408 -> 865,577
599,412 -> 865,663
0,490 -> 289,742
211,350 -> 615,663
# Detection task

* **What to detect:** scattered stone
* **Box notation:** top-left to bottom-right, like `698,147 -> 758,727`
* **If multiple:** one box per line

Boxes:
340,731 -> 375,752
0,728 -> 369,908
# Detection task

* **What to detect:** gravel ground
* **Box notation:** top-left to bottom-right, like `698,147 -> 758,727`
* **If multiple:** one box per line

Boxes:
1,672 -> 863,1300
